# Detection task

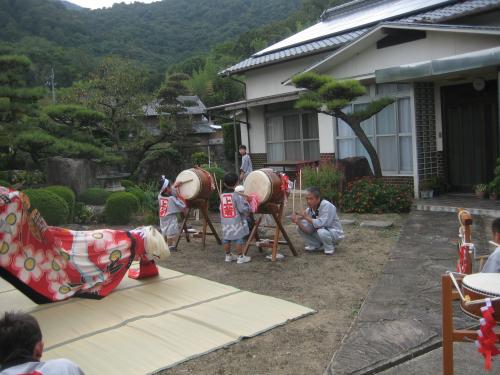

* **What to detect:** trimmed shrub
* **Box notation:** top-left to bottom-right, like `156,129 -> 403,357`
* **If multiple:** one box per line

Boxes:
23,189 -> 69,225
301,165 -> 343,205
105,192 -> 140,225
121,179 -> 137,188
342,178 -> 413,213
126,186 -> 146,206
191,151 -> 209,166
44,185 -> 75,220
0,179 -> 10,187
80,187 -> 110,205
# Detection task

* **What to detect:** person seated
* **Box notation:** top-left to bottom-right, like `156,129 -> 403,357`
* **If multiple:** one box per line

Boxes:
291,187 -> 344,255
482,217 -> 500,273
0,186 -> 169,304
0,311 -> 84,374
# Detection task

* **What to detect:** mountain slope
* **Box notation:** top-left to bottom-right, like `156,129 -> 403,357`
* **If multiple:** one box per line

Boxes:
0,0 -> 301,84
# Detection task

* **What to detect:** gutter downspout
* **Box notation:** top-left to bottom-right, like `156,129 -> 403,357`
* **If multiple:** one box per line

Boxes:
227,75 -> 251,153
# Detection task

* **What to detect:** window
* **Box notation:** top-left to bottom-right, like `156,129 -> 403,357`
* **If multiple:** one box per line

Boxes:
336,97 -> 413,174
266,112 -> 320,161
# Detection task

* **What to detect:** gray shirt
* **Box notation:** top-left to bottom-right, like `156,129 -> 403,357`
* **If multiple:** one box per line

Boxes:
220,191 -> 250,240
158,187 -> 186,217
482,246 -> 500,273
240,154 -> 253,175
0,359 -> 85,375
306,199 -> 344,236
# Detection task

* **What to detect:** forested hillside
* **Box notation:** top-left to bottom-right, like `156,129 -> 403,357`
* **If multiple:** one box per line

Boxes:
0,0 -> 301,87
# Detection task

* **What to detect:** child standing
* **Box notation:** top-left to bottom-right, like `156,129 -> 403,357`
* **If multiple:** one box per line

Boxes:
482,217 -> 500,273
239,145 -> 252,183
220,173 -> 251,264
158,175 -> 186,252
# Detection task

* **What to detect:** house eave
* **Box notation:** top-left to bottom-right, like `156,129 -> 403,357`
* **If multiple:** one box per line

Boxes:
281,23 -> 500,84
375,45 -> 500,83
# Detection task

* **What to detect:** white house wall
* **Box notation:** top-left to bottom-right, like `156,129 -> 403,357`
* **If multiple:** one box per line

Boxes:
246,107 -> 266,153
323,31 -> 500,79
245,53 -> 329,100
318,113 -> 335,153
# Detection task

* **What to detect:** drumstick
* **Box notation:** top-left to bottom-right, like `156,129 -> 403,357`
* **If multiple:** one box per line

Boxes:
299,169 -> 302,208
489,240 -> 500,247
178,178 -> 193,184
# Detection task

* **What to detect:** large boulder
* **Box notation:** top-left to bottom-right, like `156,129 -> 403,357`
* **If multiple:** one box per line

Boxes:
336,156 -> 374,191
46,157 -> 97,196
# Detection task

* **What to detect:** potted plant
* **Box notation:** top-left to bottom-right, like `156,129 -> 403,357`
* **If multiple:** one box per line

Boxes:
429,175 -> 445,196
474,184 -> 488,199
420,180 -> 434,199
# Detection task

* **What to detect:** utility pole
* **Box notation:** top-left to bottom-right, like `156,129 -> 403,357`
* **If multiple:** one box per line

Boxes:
50,67 -> 56,103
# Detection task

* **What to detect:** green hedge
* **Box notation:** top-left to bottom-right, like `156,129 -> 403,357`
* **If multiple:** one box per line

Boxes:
80,187 -> 110,205
44,185 -> 75,219
126,186 -> 146,206
23,189 -> 70,225
342,178 -> 413,213
301,165 -> 343,205
0,179 -> 10,187
104,192 -> 140,225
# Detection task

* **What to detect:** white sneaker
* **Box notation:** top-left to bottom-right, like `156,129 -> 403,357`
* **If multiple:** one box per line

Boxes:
225,253 -> 238,262
324,248 -> 335,255
237,255 -> 251,264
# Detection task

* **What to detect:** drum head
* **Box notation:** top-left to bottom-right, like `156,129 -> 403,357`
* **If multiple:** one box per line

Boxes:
244,170 -> 271,203
462,273 -> 500,296
175,170 -> 201,200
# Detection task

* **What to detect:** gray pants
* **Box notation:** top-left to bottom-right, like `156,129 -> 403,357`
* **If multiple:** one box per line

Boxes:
297,222 -> 343,252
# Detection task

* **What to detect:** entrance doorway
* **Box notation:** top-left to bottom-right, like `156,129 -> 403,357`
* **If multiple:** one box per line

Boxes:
441,80 -> 499,191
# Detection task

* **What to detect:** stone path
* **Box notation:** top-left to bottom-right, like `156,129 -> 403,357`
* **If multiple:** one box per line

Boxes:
325,210 -> 492,375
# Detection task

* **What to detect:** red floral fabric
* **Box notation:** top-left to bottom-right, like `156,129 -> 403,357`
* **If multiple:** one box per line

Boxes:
0,187 -> 146,303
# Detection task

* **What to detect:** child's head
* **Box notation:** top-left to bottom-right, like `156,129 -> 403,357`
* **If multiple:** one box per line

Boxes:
492,218 -> 500,243
238,145 -> 247,156
223,172 -> 239,189
159,175 -> 171,195
0,312 -> 43,364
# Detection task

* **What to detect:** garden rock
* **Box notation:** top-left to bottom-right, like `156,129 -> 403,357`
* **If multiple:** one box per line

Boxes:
46,157 -> 97,196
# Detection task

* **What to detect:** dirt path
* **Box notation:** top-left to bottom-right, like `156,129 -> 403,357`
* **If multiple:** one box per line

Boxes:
156,212 -> 406,375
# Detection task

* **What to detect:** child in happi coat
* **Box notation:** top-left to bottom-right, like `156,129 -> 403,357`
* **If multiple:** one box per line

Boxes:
158,175 -> 186,252
220,173 -> 251,264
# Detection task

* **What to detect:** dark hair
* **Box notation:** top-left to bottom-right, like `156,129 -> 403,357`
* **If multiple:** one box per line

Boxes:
492,218 -> 500,234
0,312 -> 42,365
158,176 -> 170,192
223,172 -> 239,188
238,145 -> 247,150
305,186 -> 321,198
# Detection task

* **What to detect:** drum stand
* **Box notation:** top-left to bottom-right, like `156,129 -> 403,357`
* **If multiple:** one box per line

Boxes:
174,199 -> 221,248
242,201 -> 298,261
441,274 -> 500,375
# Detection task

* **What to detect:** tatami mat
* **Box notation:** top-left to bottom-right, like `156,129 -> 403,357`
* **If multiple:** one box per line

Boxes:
0,267 -> 315,375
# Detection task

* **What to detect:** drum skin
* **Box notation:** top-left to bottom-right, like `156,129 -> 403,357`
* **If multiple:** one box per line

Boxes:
175,168 -> 213,200
244,169 -> 283,204
460,273 -> 500,322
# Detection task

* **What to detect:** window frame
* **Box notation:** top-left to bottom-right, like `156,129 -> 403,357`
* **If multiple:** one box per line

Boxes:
335,90 -> 413,176
265,110 -> 320,161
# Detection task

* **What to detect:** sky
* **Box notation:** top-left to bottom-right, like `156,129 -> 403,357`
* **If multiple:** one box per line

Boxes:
67,0 -> 161,9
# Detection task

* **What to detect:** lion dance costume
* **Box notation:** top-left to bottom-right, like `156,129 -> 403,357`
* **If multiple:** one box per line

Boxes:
0,186 -> 169,304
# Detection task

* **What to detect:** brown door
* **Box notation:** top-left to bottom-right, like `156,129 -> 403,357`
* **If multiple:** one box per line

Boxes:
441,80 -> 499,191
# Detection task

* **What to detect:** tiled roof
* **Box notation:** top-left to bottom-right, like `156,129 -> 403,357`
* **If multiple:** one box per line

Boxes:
221,29 -> 368,75
221,0 -> 500,75
400,0 -> 500,22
